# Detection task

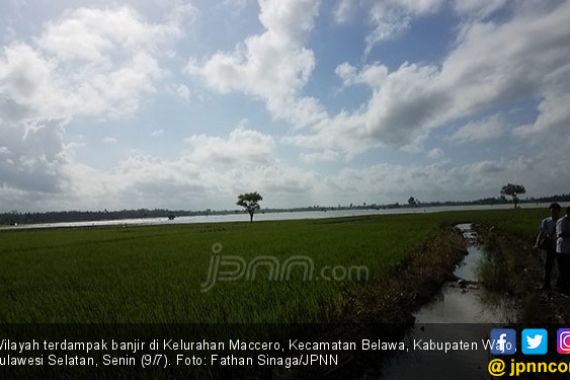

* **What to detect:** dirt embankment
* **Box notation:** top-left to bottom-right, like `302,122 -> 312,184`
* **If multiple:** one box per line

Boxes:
342,226 -> 467,324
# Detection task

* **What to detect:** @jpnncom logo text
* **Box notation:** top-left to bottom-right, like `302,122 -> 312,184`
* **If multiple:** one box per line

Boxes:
201,243 -> 369,292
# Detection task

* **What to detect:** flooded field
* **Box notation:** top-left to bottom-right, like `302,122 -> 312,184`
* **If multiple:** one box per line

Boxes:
1,203 -> 559,230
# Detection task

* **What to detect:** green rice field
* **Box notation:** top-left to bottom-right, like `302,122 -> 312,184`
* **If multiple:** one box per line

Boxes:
0,208 -> 548,323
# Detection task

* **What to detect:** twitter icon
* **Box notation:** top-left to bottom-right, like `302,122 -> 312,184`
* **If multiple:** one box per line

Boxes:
522,329 -> 548,355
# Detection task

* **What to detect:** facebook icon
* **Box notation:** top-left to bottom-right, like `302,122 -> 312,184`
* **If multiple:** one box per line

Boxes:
490,329 -> 517,355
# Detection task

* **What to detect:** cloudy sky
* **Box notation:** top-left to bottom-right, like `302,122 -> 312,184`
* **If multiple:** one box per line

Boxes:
0,0 -> 569,211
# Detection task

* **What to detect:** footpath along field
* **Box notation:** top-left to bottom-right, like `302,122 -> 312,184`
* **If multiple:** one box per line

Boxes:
0,208 -> 546,323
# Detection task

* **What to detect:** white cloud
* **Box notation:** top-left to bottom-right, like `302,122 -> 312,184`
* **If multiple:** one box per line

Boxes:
36,5 -> 194,62
301,150 -> 342,164
449,114 -> 506,143
333,0 -> 444,55
185,126 -> 275,165
0,44 -> 68,122
333,0 -> 357,23
33,6 -> 185,119
186,0 -> 327,127
30,148 -> 570,211
322,153 -> 563,205
103,137 -> 118,144
335,61 -> 388,87
290,1 -> 570,154
513,87 -> 570,140
0,5 -> 192,194
289,62 -> 440,152
56,131 -> 319,211
1,1 -> 569,212
2,127 -> 568,212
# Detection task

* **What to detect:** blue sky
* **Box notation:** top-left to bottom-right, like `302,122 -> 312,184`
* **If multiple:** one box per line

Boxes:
0,0 -> 569,211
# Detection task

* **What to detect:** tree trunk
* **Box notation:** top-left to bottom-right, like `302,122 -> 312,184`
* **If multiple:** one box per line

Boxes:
249,212 -> 254,223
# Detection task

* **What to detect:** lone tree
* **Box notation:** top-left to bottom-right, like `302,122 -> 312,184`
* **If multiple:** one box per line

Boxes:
500,183 -> 526,208
237,192 -> 263,223
408,196 -> 417,207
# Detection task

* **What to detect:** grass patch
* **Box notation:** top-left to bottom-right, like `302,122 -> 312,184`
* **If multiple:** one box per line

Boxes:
0,207 -> 554,323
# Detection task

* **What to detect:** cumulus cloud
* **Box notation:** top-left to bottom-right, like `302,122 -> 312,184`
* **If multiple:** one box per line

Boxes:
186,0 -> 327,127
0,44 -> 68,122
57,127 -> 319,211
0,5 -> 192,195
185,126 -> 275,164
289,61 -> 441,153
12,146 -> 569,211
33,6 -> 186,118
290,1 -> 570,154
1,1 -> 569,212
335,61 -> 388,88
37,7 -> 178,62
513,87 -> 570,140
323,153 -> 563,205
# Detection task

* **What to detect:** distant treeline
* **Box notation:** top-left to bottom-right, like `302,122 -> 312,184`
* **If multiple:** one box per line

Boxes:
0,209 -> 235,226
1,193 -> 569,226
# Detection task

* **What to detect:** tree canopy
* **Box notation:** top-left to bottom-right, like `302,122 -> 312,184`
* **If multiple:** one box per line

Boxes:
237,192 -> 263,223
500,183 -> 526,208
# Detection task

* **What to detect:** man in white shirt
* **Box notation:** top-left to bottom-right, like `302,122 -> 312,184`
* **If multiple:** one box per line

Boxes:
556,206 -> 570,293
535,203 -> 561,289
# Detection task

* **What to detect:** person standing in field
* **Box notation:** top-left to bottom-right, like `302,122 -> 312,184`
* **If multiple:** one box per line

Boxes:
556,206 -> 570,294
535,203 -> 561,290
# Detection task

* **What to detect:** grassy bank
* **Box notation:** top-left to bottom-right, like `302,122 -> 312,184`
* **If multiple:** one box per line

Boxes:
344,226 -> 466,323
474,214 -> 570,324
0,208 -> 551,323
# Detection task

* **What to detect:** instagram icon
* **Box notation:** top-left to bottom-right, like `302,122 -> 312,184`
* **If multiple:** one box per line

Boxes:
557,329 -> 570,354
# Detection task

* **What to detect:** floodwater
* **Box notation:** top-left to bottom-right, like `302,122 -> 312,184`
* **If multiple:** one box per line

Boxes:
0,202 -> 561,230
380,224 -> 515,380
413,223 -> 514,324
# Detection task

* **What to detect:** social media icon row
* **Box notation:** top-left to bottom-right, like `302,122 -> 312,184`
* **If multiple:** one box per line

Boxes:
490,328 -> 570,355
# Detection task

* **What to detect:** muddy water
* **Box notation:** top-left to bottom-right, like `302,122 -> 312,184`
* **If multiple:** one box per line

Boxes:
379,223 -> 515,380
413,223 -> 514,324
